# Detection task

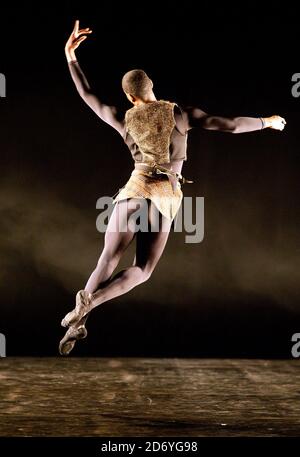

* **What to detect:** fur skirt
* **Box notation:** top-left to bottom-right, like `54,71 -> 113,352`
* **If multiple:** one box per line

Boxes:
112,169 -> 183,220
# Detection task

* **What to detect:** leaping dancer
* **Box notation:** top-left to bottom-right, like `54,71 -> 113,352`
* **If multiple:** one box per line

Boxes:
59,20 -> 286,355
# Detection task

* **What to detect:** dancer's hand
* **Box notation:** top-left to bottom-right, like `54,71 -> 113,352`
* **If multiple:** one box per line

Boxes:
263,115 -> 286,131
65,20 -> 92,62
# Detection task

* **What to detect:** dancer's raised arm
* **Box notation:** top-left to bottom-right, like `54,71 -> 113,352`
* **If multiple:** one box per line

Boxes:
65,20 -> 124,135
182,106 -> 286,134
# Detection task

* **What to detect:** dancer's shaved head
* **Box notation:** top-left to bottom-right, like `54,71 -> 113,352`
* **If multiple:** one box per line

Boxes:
122,69 -> 153,98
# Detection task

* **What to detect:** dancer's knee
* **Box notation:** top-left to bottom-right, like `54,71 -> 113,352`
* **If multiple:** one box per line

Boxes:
138,266 -> 153,284
122,266 -> 152,287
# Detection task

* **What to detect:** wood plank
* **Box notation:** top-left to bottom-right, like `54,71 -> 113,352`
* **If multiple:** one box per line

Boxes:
0,358 -> 299,437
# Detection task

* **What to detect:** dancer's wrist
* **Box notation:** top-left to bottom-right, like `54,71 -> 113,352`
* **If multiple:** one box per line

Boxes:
65,47 -> 77,63
261,117 -> 272,129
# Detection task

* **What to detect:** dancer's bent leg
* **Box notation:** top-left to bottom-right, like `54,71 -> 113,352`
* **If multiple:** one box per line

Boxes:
84,198 -> 142,294
89,201 -> 172,310
59,198 -> 146,353
61,198 -> 146,328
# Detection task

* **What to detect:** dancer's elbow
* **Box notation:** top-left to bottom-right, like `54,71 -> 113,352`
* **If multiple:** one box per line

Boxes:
77,87 -> 92,100
227,118 -> 241,134
230,125 -> 239,134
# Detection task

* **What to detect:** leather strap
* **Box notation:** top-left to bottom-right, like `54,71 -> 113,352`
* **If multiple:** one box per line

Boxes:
134,162 -> 193,185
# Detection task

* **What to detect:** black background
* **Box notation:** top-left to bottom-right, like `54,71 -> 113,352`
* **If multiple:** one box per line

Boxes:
0,2 -> 299,357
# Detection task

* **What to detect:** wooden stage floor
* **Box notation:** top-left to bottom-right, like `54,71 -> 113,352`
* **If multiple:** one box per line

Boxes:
0,358 -> 299,437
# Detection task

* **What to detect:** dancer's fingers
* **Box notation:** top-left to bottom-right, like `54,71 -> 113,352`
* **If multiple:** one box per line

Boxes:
75,35 -> 88,46
79,27 -> 92,34
73,19 -> 79,34
278,116 -> 286,129
77,29 -> 92,37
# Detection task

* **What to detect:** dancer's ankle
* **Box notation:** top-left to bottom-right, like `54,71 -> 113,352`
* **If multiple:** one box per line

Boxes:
89,290 -> 102,310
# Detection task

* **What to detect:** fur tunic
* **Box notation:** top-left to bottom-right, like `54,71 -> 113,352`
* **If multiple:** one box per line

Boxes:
113,100 -> 183,220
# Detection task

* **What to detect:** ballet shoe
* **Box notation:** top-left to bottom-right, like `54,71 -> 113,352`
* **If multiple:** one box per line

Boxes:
59,324 -> 87,356
61,290 -> 92,328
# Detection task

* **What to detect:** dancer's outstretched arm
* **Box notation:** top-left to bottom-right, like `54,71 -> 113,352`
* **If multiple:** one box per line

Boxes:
65,20 -> 124,135
182,106 -> 286,133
